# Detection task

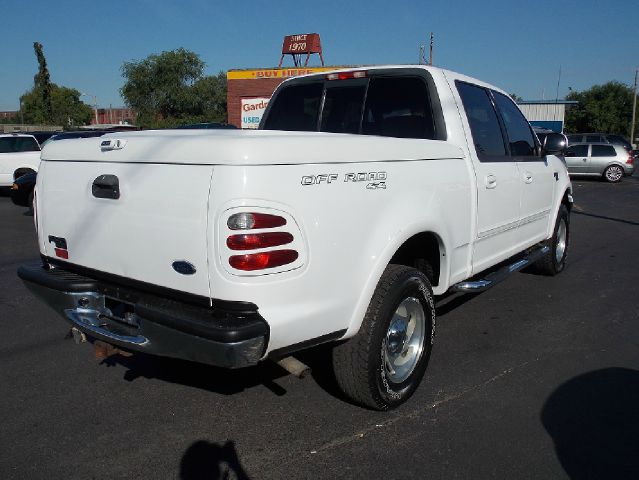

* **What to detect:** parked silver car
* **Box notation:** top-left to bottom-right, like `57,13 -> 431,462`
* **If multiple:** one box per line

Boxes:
565,143 -> 634,182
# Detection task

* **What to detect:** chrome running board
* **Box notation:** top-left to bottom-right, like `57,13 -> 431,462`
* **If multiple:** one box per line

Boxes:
451,245 -> 550,293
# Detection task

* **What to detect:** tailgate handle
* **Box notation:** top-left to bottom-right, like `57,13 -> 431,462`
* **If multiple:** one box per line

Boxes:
92,175 -> 120,199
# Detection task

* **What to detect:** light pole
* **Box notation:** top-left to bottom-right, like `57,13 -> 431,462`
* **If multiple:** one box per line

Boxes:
631,69 -> 637,149
81,93 -> 99,125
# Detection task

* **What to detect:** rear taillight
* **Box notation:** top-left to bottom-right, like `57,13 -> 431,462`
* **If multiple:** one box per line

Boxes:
627,156 -> 634,165
326,70 -> 367,81
227,232 -> 293,250
227,212 -> 286,230
229,250 -> 299,271
225,211 -> 299,272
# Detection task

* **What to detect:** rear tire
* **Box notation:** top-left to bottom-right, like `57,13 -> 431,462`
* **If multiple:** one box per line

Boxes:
332,264 -> 436,410
531,204 -> 569,276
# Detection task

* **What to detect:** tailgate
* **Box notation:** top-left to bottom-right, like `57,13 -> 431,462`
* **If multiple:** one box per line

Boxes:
37,160 -> 213,298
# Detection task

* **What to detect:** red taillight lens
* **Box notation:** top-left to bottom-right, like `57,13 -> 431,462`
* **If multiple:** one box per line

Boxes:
54,248 -> 68,259
229,250 -> 298,271
627,156 -> 634,165
227,232 -> 294,250
326,71 -> 367,81
227,212 -> 287,230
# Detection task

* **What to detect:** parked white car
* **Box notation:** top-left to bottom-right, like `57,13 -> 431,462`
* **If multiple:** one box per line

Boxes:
19,65 -> 572,409
0,133 -> 41,187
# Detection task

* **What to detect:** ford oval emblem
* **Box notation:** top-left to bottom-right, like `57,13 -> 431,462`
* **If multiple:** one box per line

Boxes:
172,261 -> 196,275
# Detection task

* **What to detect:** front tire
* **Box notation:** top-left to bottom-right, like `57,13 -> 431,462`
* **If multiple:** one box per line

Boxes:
332,264 -> 436,410
531,204 -> 570,276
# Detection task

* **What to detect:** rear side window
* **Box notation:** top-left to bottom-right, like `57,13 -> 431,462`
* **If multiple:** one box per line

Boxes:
362,77 -> 436,139
320,85 -> 366,134
0,136 -> 40,153
591,145 -> 616,157
493,92 -> 536,157
567,135 -> 582,144
262,83 -> 322,131
456,81 -> 507,161
586,135 -> 604,143
567,145 -> 588,157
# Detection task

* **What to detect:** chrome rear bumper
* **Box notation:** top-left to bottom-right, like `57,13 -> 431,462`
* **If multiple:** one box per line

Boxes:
18,263 -> 268,368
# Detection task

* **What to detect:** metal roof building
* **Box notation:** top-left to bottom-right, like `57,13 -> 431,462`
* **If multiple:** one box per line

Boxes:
516,100 -> 578,133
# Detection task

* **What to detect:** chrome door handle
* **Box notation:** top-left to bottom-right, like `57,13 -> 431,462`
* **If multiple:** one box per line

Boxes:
485,175 -> 497,189
524,172 -> 533,184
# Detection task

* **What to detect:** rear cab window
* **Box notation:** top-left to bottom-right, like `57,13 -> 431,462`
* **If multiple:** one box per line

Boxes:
261,68 -> 446,141
0,136 -> 41,153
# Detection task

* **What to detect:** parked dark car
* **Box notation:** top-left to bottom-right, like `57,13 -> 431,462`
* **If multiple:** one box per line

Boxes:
42,130 -> 110,147
10,171 -> 36,208
28,131 -> 61,146
567,133 -> 632,151
176,122 -> 237,129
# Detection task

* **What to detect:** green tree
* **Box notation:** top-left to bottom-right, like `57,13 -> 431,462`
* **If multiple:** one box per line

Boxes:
19,42 -> 93,127
564,81 -> 636,136
21,85 -> 92,126
120,48 -> 227,127
32,42 -> 54,124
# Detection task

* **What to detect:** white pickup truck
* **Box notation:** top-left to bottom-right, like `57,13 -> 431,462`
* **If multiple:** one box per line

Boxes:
19,66 -> 571,410
0,133 -> 41,187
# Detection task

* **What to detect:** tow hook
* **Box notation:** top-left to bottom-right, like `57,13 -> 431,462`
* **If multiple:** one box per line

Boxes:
67,327 -> 87,344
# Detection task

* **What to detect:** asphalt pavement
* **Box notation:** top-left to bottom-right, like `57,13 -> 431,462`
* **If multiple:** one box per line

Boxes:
1,177 -> 638,479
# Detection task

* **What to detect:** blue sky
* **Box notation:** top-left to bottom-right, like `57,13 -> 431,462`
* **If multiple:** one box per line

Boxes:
1,0 -> 637,111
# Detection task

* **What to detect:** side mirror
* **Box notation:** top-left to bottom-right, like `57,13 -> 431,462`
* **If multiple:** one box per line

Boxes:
542,132 -> 568,156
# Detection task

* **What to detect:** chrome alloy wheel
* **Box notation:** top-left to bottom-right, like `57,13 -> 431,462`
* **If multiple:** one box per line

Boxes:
605,165 -> 623,182
384,297 -> 426,383
555,218 -> 567,264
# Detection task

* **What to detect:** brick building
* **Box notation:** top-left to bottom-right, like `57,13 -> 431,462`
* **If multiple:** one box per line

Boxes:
226,67 -> 338,128
90,107 -> 136,125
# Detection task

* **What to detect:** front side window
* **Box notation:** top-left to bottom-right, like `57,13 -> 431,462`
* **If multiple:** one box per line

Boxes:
567,145 -> 589,157
456,81 -> 507,161
493,92 -> 536,157
261,83 -> 322,131
591,145 -> 616,157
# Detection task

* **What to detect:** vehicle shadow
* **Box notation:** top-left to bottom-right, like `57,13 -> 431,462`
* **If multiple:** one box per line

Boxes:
572,210 -> 639,226
180,440 -> 251,480
97,289 -> 485,405
541,368 -> 639,479
100,351 -> 289,397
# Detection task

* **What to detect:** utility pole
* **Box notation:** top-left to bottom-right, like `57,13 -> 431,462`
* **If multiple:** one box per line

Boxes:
631,69 -> 638,149
429,32 -> 434,66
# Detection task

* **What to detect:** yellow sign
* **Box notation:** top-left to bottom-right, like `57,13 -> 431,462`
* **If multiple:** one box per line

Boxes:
227,67 -> 338,80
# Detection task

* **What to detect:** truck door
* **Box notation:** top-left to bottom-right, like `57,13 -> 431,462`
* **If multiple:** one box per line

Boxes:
492,91 -> 555,249
455,81 -> 521,273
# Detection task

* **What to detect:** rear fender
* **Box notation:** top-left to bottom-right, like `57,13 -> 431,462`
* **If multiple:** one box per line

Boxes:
343,221 -> 450,338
